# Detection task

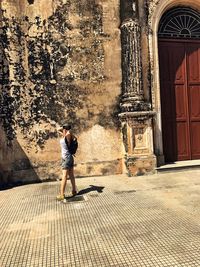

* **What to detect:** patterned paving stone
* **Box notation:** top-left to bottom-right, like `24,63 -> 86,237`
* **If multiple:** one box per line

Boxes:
0,175 -> 200,266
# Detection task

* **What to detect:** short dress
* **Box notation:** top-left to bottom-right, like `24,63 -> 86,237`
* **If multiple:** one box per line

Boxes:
60,137 -> 74,169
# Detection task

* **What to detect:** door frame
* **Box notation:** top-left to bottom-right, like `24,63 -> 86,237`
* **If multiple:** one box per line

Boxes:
148,1 -> 200,166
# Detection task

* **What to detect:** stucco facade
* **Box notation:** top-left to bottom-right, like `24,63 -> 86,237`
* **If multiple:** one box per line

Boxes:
0,0 -> 123,185
1,0 -> 200,186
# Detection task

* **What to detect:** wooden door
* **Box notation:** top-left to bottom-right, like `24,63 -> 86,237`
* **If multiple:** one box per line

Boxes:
159,40 -> 200,162
187,43 -> 200,159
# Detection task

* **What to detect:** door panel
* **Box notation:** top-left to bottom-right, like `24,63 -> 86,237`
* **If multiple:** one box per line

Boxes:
189,85 -> 200,119
187,45 -> 200,83
176,122 -> 190,160
191,122 -> 200,159
159,41 -> 190,162
187,44 -> 200,159
171,45 -> 186,83
175,85 -> 187,120
175,84 -> 190,160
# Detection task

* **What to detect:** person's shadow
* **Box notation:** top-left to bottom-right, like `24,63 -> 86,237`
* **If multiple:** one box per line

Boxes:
77,185 -> 104,195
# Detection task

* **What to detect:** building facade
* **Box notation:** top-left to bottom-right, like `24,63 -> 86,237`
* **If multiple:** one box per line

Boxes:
0,0 -> 200,185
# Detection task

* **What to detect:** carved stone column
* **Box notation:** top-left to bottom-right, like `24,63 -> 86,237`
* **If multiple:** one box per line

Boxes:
121,19 -> 143,105
119,17 -> 156,176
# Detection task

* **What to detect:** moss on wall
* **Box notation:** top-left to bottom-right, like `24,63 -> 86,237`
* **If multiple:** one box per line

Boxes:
0,0 -> 122,181
1,1 -> 121,141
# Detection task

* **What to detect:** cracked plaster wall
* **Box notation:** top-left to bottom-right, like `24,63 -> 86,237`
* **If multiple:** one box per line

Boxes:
0,0 -> 122,184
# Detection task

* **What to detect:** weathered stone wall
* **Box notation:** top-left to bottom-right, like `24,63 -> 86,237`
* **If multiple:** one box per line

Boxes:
0,0 -> 122,184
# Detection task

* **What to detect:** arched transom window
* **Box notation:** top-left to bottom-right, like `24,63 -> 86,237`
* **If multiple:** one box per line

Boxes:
158,7 -> 200,39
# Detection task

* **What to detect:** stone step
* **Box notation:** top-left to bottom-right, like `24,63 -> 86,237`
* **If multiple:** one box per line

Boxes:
156,160 -> 200,173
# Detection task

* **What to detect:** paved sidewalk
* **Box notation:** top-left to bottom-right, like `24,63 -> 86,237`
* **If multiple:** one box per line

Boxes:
1,170 -> 200,267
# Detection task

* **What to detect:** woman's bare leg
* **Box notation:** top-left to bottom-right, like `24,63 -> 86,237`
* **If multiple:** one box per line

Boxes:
60,169 -> 68,196
69,168 -> 76,194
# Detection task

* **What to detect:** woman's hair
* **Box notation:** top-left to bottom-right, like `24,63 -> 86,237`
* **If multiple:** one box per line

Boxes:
63,124 -> 71,130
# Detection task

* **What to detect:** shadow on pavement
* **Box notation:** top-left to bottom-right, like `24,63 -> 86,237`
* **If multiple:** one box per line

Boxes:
77,185 -> 104,195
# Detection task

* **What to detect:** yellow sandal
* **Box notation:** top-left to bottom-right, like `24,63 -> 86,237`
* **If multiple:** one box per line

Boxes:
56,194 -> 65,201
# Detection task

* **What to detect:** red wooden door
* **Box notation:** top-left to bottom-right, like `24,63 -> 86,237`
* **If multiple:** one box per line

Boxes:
187,44 -> 200,159
159,40 -> 200,162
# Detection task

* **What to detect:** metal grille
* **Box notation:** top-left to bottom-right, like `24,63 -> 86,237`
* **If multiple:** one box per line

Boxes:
158,7 -> 200,39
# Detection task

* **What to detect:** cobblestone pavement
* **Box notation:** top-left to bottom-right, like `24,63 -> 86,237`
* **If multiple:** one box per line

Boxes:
1,170 -> 200,267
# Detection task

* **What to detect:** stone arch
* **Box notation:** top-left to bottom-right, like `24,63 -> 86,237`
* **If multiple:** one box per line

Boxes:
149,0 -> 200,165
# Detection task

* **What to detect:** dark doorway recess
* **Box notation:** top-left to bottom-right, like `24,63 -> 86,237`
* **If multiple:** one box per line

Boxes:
159,40 -> 200,162
27,0 -> 34,4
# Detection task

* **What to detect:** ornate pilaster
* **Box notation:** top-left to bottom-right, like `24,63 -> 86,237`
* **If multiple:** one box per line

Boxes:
119,15 -> 156,176
121,19 -> 143,101
120,17 -> 151,112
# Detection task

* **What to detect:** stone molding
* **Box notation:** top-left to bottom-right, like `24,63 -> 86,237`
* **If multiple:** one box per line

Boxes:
120,99 -> 152,113
119,111 -> 156,122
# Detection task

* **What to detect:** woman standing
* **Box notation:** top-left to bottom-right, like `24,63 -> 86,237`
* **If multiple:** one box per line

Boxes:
57,124 -> 77,200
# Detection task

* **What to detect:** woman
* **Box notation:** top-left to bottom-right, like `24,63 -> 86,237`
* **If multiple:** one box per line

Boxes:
57,124 -> 77,201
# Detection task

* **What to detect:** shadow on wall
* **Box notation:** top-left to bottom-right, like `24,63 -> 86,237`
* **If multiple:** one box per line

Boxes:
0,138 -> 41,190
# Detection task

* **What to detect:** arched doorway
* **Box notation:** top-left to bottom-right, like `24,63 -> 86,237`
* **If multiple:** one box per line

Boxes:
158,7 -> 200,162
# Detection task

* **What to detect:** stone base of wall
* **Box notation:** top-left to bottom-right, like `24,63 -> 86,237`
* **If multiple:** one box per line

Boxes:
34,159 -> 123,179
126,155 -> 157,176
75,159 -> 123,177
0,156 -> 157,188
0,158 -> 123,188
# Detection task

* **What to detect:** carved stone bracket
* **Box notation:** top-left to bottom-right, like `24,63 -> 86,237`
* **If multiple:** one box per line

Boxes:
120,111 -> 156,176
119,109 -> 156,175
119,111 -> 156,154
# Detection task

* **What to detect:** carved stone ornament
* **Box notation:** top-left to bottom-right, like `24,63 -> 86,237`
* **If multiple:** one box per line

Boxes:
147,0 -> 160,21
120,98 -> 152,113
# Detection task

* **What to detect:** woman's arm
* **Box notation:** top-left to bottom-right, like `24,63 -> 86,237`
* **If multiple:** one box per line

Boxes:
65,132 -> 71,145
